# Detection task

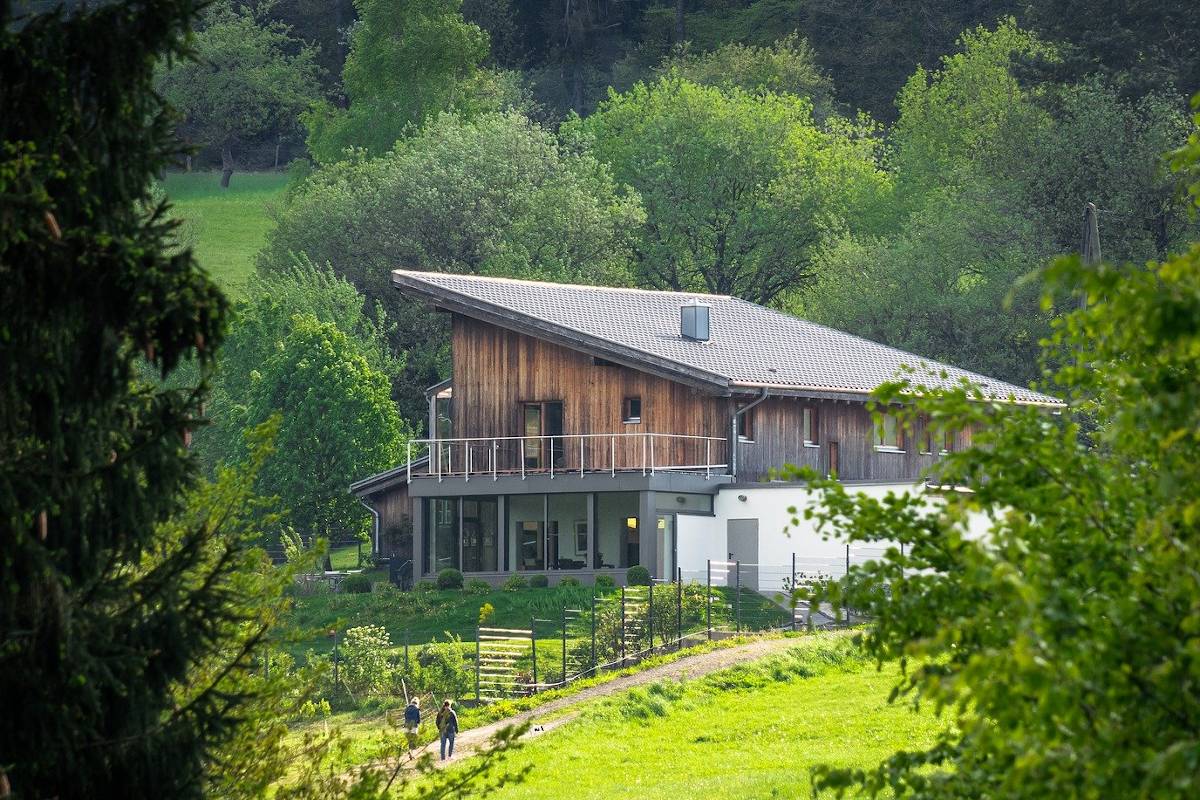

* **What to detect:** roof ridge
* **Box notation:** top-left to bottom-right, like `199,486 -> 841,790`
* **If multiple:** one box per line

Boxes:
391,268 -> 732,300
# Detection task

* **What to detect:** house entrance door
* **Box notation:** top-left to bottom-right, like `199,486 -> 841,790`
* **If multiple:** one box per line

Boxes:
726,519 -> 759,591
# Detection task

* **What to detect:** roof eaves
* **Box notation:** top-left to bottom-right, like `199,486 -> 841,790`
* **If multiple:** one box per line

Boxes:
392,270 -> 732,394
350,454 -> 430,496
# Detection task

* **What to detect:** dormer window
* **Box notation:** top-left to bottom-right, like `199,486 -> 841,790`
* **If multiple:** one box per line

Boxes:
622,396 -> 642,424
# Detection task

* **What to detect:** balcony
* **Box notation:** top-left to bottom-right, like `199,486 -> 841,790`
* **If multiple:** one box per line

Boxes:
405,433 -> 728,482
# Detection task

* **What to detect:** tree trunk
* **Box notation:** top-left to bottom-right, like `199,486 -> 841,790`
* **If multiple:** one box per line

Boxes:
675,0 -> 685,43
220,144 -> 234,189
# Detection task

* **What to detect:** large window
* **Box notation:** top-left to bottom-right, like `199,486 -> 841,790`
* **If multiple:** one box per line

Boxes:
426,498 -> 459,574
462,497 -> 498,572
548,493 -> 588,570
595,492 -> 639,568
508,493 -> 545,571
876,413 -> 903,451
522,401 -> 564,470
802,407 -> 817,445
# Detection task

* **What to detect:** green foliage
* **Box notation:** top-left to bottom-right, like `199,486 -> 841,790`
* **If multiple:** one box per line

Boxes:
340,625 -> 392,696
625,565 -> 650,586
305,0 -> 490,161
340,574 -> 372,593
656,34 -> 835,121
502,574 -> 528,592
478,602 -> 495,625
594,574 -> 615,591
416,637 -> 474,698
156,1 -> 322,185
242,316 -> 409,540
466,578 -> 493,595
414,580 -> 438,593
267,110 -> 643,419
0,1 -> 240,794
795,114 -> 1200,797
437,567 -> 465,590
528,573 -> 548,588
557,576 -> 581,587
574,77 -> 886,305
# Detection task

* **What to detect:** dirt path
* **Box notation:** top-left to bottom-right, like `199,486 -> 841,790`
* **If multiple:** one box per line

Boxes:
412,636 -> 801,767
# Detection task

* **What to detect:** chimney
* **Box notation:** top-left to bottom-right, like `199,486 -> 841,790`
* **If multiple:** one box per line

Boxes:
680,300 -> 710,341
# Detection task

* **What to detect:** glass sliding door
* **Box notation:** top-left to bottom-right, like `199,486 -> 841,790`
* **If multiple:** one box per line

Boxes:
508,493 -> 545,570
594,492 -> 639,568
462,496 -> 498,572
427,498 -> 459,574
548,493 -> 587,570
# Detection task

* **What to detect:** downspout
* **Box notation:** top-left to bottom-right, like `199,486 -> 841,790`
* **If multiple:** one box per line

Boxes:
358,497 -> 381,555
729,387 -> 770,479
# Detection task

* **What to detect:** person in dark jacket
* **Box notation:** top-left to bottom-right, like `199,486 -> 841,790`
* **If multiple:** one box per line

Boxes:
436,699 -> 458,760
403,697 -> 421,750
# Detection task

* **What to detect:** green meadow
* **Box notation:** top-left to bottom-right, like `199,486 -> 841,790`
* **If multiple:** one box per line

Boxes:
161,171 -> 289,296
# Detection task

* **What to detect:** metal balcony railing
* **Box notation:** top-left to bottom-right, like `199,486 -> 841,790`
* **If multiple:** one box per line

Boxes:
405,433 -> 728,482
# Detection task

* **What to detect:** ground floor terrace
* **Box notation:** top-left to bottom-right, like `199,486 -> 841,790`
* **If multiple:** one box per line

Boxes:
407,473 -> 973,589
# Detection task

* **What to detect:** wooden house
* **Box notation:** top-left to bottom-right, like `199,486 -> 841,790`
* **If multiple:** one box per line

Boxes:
352,270 -> 1061,587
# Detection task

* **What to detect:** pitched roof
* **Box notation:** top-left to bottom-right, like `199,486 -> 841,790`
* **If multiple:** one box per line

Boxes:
392,270 -> 1063,407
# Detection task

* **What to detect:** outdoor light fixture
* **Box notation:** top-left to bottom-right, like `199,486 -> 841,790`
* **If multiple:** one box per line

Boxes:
737,494 -> 748,502
625,517 -> 637,528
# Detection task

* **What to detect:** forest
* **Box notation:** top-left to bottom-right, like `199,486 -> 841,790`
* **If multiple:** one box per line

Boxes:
154,0 -> 1200,544
4,1 -> 1200,798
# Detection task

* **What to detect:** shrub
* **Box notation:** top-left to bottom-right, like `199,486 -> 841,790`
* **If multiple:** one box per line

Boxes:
436,568 -> 464,590
502,574 -> 528,592
529,574 -> 549,588
340,625 -> 392,696
415,637 -> 472,698
464,578 -> 492,595
626,565 -> 651,586
558,576 -> 581,587
479,602 -> 495,625
340,573 -> 371,593
413,580 -> 436,593
594,574 -> 615,590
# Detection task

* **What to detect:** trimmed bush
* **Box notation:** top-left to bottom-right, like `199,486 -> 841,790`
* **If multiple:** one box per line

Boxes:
436,568 -> 464,590
502,574 -> 528,592
594,574 -> 615,590
340,573 -> 371,593
413,580 -> 436,593
626,565 -> 651,586
529,574 -> 549,588
558,576 -> 582,587
465,578 -> 492,595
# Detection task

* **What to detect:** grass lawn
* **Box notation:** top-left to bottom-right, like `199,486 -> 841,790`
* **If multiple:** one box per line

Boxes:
438,640 -> 945,800
160,171 -> 289,296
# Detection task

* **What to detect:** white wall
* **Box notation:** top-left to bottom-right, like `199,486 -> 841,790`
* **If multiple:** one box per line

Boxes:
676,481 -> 947,593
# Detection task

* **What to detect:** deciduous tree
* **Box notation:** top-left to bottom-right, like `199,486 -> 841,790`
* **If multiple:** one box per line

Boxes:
574,77 -> 887,305
156,0 -> 322,186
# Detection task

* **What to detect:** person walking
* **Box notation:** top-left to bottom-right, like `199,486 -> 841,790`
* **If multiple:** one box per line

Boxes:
402,696 -> 421,751
436,699 -> 458,760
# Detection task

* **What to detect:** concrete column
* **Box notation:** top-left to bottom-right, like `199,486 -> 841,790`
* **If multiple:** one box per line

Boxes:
639,491 -> 657,577
412,497 -> 425,577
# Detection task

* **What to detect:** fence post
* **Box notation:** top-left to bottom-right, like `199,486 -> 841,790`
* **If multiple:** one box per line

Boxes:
706,559 -> 712,641
792,552 -> 798,632
561,604 -> 568,686
475,625 -> 481,702
735,561 -> 742,634
647,582 -> 654,652
676,567 -> 683,650
620,585 -> 627,664
332,627 -> 339,689
531,617 -> 538,694
590,591 -> 597,672
845,544 -> 851,624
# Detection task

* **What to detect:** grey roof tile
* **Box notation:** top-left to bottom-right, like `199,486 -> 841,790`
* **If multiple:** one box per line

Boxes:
392,270 -> 1063,406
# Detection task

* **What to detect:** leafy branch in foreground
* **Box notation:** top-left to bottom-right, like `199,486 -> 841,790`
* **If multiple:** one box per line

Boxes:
784,100 -> 1200,799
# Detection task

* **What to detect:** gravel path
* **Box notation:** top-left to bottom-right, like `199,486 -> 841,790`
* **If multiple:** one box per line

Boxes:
414,636 -> 802,767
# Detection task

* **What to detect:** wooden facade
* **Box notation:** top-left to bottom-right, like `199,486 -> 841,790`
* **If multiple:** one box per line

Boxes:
449,314 -> 967,483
